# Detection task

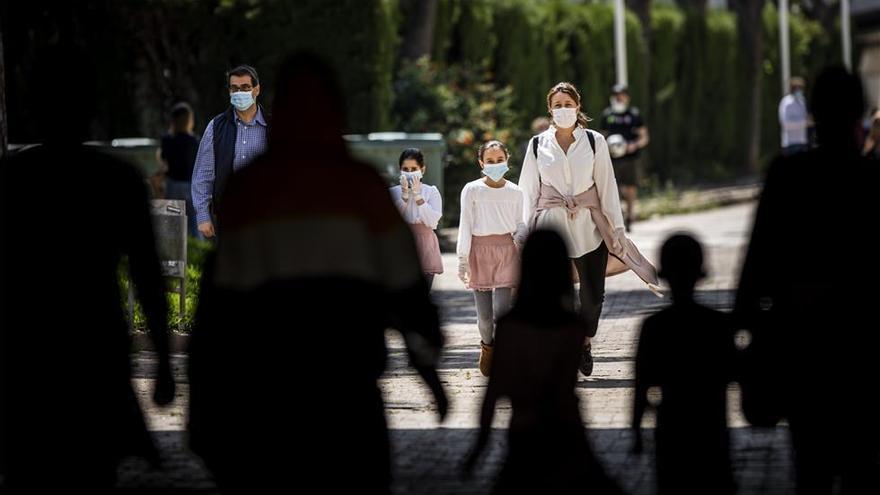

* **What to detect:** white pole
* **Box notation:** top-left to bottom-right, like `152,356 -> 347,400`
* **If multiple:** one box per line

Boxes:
779,0 -> 791,95
614,0 -> 628,86
842,0 -> 852,71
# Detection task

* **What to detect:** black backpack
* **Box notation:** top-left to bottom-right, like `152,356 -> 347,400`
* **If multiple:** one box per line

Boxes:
531,131 -> 595,160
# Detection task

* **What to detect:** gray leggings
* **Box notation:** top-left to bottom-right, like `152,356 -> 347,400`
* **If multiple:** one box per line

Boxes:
473,288 -> 513,345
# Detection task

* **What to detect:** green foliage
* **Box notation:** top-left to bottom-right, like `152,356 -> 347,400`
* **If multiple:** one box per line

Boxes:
391,59 -> 525,225
122,237 -> 213,334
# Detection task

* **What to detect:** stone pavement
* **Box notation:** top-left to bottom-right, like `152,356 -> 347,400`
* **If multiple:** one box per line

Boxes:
121,201 -> 798,494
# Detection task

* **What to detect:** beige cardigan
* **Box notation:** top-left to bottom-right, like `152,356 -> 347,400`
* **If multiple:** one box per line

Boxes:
534,184 -> 662,296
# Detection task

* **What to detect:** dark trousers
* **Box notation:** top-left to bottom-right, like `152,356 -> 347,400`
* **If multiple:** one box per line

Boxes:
572,242 -> 609,338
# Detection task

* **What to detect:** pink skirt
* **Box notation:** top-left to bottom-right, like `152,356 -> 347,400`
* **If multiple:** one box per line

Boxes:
468,234 -> 519,290
410,223 -> 444,275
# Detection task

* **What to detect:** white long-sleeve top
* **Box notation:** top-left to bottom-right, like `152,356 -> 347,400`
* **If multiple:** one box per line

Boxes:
389,184 -> 443,229
519,126 -> 625,258
778,93 -> 809,147
456,179 -> 526,258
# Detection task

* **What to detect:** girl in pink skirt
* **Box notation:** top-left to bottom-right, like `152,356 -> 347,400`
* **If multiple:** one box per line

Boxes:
457,140 -> 527,376
390,148 -> 444,287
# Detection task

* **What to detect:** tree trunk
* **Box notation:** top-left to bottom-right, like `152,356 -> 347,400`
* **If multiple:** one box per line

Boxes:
401,0 -> 438,60
732,0 -> 766,173
627,0 -> 652,114
675,0 -> 708,16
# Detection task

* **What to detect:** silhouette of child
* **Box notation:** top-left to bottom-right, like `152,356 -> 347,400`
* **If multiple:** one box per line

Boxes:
632,233 -> 737,495
464,229 -> 622,494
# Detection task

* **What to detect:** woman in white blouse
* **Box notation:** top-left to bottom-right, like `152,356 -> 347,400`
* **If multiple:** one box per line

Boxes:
519,82 -> 629,377
457,140 -> 526,377
390,148 -> 444,287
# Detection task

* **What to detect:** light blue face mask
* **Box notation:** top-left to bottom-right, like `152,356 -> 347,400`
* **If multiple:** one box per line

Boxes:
230,91 -> 255,111
401,170 -> 423,186
482,162 -> 509,182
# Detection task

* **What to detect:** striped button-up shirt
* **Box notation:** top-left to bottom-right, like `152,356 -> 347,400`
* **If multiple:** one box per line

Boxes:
191,107 -> 269,224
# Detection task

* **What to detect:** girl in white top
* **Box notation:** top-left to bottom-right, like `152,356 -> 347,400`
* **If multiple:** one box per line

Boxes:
389,148 -> 443,287
519,82 -> 627,377
457,140 -> 526,377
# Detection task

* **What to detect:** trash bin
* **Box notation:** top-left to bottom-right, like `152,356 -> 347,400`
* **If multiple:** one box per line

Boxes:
85,138 -> 161,178
127,199 -> 188,332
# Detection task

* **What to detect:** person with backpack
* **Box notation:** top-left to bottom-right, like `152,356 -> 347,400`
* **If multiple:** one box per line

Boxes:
519,82 -> 659,377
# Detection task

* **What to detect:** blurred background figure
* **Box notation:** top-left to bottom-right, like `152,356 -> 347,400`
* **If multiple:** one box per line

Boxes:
778,76 -> 810,156
861,109 -> 880,159
159,101 -> 202,238
600,84 -> 649,232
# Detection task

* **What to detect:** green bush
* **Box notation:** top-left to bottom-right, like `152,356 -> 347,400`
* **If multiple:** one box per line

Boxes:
391,59 -> 526,226
122,237 -> 213,334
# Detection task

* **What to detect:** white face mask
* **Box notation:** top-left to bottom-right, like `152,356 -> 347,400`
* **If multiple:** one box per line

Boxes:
552,107 -> 578,129
611,99 -> 628,113
401,170 -> 422,186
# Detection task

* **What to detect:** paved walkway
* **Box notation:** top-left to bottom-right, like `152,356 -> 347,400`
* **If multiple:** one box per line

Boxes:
122,201 -> 797,494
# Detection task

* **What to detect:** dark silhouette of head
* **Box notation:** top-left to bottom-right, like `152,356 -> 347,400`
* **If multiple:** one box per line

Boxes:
512,229 -> 574,322
31,44 -> 96,143
810,66 -> 864,149
659,233 -> 706,297
270,53 -> 346,150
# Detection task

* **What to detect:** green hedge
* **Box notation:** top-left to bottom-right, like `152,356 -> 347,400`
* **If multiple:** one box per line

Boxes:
425,1 -> 839,188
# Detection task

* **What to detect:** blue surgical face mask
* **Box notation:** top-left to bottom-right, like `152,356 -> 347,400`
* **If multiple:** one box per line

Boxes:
401,170 -> 422,186
482,162 -> 509,182
230,91 -> 255,111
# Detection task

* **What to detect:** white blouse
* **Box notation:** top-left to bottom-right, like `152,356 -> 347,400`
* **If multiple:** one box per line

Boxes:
456,179 -> 526,258
389,184 -> 443,229
519,126 -> 625,258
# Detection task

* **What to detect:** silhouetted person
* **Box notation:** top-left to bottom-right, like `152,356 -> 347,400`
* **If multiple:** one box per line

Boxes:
159,101 -> 201,238
735,66 -> 880,494
187,54 -> 447,494
632,234 -> 737,495
463,230 -> 622,494
0,46 -> 175,491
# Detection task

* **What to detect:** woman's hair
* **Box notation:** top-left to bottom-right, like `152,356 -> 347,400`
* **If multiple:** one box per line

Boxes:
398,148 -> 425,169
546,82 -> 592,128
169,102 -> 193,134
477,140 -> 509,162
509,230 -> 575,324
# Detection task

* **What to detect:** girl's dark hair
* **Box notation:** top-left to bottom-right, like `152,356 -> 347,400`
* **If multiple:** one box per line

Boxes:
546,82 -> 592,128
398,148 -> 425,169
477,140 -> 509,162
169,102 -> 193,134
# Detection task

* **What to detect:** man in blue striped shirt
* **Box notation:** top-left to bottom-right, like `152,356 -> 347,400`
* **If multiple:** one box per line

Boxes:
192,65 -> 269,238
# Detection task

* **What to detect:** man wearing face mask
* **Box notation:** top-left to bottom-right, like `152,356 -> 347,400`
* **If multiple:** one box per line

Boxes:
192,65 -> 269,239
778,77 -> 810,156
600,84 -> 649,232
